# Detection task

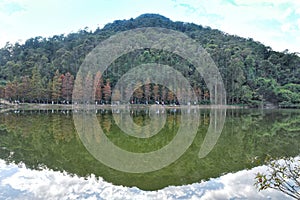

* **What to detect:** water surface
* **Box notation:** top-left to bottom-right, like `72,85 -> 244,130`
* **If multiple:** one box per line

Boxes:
0,108 -> 299,199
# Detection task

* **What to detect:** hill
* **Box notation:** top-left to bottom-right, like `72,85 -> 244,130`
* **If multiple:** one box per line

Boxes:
0,13 -> 299,107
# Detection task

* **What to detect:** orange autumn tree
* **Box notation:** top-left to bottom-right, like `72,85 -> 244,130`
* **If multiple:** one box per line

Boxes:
103,79 -> 111,104
94,71 -> 103,104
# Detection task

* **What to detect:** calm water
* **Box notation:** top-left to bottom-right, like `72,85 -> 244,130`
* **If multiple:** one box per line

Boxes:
0,108 -> 299,199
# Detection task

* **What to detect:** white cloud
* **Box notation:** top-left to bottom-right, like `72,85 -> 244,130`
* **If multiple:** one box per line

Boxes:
171,0 -> 300,52
0,159 -> 293,200
200,166 -> 291,200
0,0 -> 299,52
281,23 -> 292,32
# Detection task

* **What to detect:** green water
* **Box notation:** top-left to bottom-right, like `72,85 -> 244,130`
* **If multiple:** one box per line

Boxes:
0,108 -> 299,191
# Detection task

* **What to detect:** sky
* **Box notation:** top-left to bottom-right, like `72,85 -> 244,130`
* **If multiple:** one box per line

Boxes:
0,0 -> 300,53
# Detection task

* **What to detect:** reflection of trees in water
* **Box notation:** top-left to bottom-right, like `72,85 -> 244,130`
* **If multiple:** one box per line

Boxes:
0,109 -> 299,190
103,109 -> 178,153
52,112 -> 75,142
101,113 -> 112,133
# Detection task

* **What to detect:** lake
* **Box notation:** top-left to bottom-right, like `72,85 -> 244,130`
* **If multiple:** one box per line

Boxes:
0,108 -> 299,199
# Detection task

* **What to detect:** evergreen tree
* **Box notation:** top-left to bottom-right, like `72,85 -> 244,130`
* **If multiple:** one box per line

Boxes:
30,66 -> 44,103
52,70 -> 62,104
73,71 -> 84,104
84,71 -> 94,104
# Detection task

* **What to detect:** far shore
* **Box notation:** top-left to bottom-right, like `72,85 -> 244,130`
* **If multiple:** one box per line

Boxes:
0,102 -> 246,110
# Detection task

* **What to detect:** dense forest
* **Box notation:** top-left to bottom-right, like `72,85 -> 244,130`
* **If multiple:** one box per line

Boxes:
0,14 -> 299,107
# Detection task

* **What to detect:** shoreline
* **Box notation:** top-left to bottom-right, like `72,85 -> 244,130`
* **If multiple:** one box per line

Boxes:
1,102 -> 299,111
0,103 -> 245,110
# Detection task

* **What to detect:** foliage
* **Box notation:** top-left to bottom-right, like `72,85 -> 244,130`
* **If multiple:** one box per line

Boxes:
0,14 -> 300,106
255,157 -> 300,199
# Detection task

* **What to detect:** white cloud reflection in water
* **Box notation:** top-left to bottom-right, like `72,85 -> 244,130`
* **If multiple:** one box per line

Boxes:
0,159 -> 292,200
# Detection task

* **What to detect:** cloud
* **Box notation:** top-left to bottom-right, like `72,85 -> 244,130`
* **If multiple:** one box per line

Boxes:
200,166 -> 292,200
0,0 -> 26,15
171,0 -> 300,52
223,0 -> 238,6
178,3 -> 197,13
281,23 -> 292,32
0,159 -> 293,200
0,0 -> 299,53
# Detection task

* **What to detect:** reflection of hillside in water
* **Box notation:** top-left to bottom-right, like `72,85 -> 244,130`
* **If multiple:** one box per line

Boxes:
0,109 -> 299,190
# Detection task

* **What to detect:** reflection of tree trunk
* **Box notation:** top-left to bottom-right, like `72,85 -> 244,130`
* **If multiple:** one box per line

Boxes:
198,108 -> 226,158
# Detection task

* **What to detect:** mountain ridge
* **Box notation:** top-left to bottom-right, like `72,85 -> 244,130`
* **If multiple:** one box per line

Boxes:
0,13 -> 299,107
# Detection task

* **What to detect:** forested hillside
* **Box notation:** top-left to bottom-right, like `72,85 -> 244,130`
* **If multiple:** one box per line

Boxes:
0,14 -> 299,107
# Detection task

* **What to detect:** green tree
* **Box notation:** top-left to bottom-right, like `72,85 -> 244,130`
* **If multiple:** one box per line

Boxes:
30,66 -> 44,103
46,79 -> 53,103
0,85 -> 5,99
52,70 -> 62,104
227,58 -> 246,104
255,78 -> 278,103
72,71 -> 84,104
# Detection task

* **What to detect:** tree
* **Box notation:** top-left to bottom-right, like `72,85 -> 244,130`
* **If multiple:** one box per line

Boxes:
240,85 -> 253,104
19,76 -> 31,103
255,157 -> 300,199
46,79 -> 53,103
144,78 -> 151,104
153,84 -> 160,102
226,57 -> 246,104
167,89 -> 174,104
0,86 -> 5,99
161,86 -> 167,103
255,78 -> 278,103
133,81 -> 143,103
103,79 -> 111,103
94,71 -> 103,104
72,71 -> 84,104
62,72 -> 74,103
4,81 -> 17,101
30,66 -> 44,103
111,88 -> 121,103
52,70 -> 62,103
84,71 -> 94,104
